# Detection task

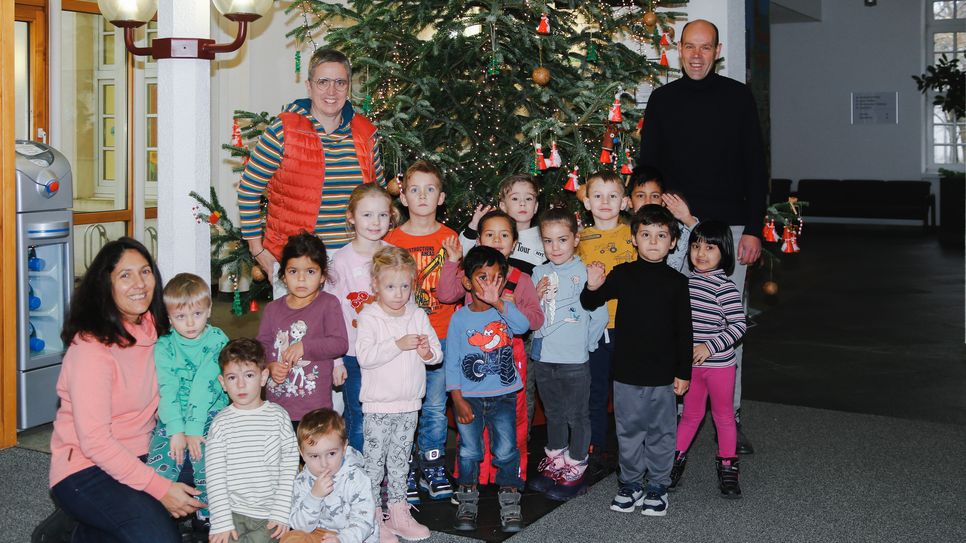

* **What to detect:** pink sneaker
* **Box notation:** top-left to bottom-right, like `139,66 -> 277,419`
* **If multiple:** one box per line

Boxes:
385,501 -> 430,541
528,447 -> 567,494
545,451 -> 589,502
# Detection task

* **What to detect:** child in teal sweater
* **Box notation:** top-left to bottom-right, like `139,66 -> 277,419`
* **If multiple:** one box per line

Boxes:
146,273 -> 229,528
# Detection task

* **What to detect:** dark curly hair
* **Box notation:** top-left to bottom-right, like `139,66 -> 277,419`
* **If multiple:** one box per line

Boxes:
277,232 -> 329,283
61,237 -> 168,347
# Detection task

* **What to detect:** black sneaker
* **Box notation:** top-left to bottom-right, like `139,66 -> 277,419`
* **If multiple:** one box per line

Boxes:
453,486 -> 479,531
406,464 -> 421,504
418,449 -> 454,500
610,483 -> 645,513
31,505 -> 76,543
641,484 -> 669,517
716,457 -> 742,499
735,409 -> 755,455
498,487 -> 523,533
669,451 -> 687,491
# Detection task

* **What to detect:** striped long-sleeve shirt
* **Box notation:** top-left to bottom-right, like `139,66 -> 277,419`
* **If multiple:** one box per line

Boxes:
205,402 -> 299,535
689,269 -> 747,368
237,99 -> 385,249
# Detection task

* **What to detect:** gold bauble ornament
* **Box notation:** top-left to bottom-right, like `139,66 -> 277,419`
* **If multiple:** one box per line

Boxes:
251,265 -> 265,282
532,66 -> 551,86
762,280 -> 779,296
387,175 -> 402,196
642,11 -> 658,28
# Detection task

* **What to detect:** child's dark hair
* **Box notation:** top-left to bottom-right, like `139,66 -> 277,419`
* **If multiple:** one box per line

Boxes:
538,207 -> 578,235
277,232 -> 328,282
631,204 -> 680,242
297,408 -> 347,449
688,220 -> 736,275
61,237 -> 169,347
219,338 -> 267,371
478,209 -> 518,241
461,245 -> 508,278
630,165 -> 663,189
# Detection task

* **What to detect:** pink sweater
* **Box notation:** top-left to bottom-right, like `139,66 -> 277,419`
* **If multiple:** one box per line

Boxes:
49,315 -> 172,500
324,240 -> 390,357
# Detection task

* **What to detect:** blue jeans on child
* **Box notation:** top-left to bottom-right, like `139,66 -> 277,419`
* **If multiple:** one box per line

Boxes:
52,463 -> 181,542
417,347 -> 448,459
455,392 -> 524,489
342,355 -> 364,452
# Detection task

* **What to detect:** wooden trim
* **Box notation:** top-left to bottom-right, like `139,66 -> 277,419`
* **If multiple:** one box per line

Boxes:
72,209 -> 131,226
15,3 -> 47,145
14,0 -> 44,7
2,0 -> 19,448
126,51 -> 135,236
145,207 -> 157,220
61,0 -> 98,14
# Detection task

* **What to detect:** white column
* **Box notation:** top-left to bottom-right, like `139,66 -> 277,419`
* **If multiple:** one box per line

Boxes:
157,0 -> 211,282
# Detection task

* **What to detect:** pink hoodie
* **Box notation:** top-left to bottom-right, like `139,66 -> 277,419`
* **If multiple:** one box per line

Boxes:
49,315 -> 172,500
355,302 -> 442,414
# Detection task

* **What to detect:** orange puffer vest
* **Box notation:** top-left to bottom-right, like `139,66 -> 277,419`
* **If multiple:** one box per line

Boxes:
262,112 -> 377,259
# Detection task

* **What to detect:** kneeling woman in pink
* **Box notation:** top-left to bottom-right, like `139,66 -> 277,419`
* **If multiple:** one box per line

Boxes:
49,238 -> 203,541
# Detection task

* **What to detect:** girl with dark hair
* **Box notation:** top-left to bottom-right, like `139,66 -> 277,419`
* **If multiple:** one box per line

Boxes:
672,221 -> 746,498
258,232 -> 349,429
49,237 -> 204,542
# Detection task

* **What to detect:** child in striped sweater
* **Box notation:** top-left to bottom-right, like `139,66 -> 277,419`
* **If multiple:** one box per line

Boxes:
671,221 -> 747,499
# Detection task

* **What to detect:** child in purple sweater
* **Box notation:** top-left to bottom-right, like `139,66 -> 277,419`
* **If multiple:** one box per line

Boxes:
257,233 -> 349,428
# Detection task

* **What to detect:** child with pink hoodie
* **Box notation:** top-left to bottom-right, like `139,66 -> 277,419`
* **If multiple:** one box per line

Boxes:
356,246 -> 443,543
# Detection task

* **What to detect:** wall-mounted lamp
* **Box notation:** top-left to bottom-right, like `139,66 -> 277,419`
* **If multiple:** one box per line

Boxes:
97,0 -> 273,59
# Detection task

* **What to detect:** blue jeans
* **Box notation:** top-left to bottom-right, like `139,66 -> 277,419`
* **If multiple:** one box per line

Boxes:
52,464 -> 180,543
417,344 -> 448,458
455,393 -> 523,489
342,355 -> 364,452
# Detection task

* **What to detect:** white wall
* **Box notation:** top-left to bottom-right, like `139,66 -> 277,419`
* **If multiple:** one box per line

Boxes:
770,0 -> 925,182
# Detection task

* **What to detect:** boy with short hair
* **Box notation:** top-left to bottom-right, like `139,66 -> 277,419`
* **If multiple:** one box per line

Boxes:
206,339 -> 300,543
445,246 -> 530,533
384,160 -> 457,502
459,173 -> 546,275
577,170 -> 636,464
146,273 -> 229,532
288,408 -> 376,543
628,167 -> 698,275
528,209 -> 608,501
580,205 -> 692,517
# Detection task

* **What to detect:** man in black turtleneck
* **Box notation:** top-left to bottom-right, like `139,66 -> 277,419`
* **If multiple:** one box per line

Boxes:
638,19 -> 766,455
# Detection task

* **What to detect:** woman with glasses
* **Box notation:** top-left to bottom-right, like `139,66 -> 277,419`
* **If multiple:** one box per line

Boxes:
237,48 -> 386,297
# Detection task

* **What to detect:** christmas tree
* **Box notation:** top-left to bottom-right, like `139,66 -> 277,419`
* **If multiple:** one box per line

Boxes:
276,0 -> 686,223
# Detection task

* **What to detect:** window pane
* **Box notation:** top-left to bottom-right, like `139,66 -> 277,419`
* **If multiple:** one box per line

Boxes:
103,84 -> 114,115
147,83 -> 157,113
934,32 -> 955,52
147,117 -> 157,147
957,1 -> 966,18
102,33 -> 115,65
73,221 -> 128,278
934,124 -> 954,145
934,145 -> 951,163
103,118 -> 115,147
934,1 -> 955,19
147,150 -> 158,182
103,150 -> 115,180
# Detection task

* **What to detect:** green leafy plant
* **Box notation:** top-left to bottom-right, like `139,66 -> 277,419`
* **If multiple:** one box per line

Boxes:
913,54 -> 965,120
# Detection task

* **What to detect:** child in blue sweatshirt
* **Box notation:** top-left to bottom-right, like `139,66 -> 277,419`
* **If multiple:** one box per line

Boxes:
445,246 -> 530,534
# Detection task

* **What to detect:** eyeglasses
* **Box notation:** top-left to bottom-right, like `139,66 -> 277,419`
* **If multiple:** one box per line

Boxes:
311,78 -> 349,91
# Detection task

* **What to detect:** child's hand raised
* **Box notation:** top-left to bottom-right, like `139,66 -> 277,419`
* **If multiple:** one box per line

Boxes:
396,334 -> 421,351
468,204 -> 496,230
663,194 -> 696,227
442,236 -> 462,263
586,262 -> 606,291
475,274 -> 504,311
186,435 -> 205,462
311,468 -> 335,498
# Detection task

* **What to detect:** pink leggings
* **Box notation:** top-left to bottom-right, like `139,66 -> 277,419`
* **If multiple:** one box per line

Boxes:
676,365 -> 737,458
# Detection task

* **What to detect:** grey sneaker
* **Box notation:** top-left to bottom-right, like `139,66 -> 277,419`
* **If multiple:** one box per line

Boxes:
453,486 -> 479,532
498,487 -> 523,533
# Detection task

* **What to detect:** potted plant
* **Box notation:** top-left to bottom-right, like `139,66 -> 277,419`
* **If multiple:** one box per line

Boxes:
914,55 -> 965,247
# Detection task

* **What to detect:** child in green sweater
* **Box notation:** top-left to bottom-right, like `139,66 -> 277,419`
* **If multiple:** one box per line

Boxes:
146,273 -> 230,530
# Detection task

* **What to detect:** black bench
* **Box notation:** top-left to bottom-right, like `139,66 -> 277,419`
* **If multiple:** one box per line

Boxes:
794,179 -> 935,227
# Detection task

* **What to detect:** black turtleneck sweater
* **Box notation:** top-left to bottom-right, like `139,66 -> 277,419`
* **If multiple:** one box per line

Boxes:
638,73 -> 768,236
580,258 -> 692,387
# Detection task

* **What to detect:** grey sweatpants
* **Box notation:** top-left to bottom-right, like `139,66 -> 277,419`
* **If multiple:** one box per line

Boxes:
613,382 -> 676,488
364,411 -> 418,504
